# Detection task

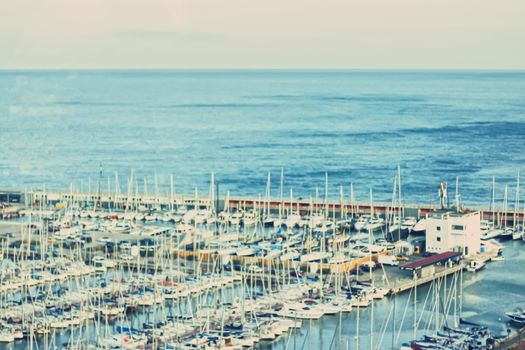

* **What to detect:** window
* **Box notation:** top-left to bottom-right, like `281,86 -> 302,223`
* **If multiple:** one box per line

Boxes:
437,236 -> 441,242
436,226 -> 441,231
452,225 -> 464,231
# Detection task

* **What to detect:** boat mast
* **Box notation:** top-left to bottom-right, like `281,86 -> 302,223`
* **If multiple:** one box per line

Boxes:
413,270 -> 417,340
390,175 -> 397,241
459,262 -> 463,321
266,171 -> 271,219
491,176 -> 496,226
280,167 -> 284,204
368,210 -> 374,349
320,209 -> 325,300
455,176 -> 460,212
397,165 -> 402,218
289,188 -> 293,216
170,174 -> 174,211
97,162 -> 102,210
453,269 -> 458,327
339,185 -> 344,219
209,172 -> 215,213
114,171 -> 120,210
143,176 -> 148,208
356,284 -> 360,350
107,176 -> 111,210
504,184 -> 508,230
153,170 -> 158,208
435,275 -> 440,334
88,177 -> 92,209
514,171 -> 520,230
325,172 -> 329,219
125,169 -> 133,212
350,183 -> 355,218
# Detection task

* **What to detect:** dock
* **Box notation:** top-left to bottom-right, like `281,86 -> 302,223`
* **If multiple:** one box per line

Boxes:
2,188 -> 525,225
386,263 -> 464,294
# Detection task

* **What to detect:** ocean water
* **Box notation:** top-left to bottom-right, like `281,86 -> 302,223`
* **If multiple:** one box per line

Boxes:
1,70 -> 525,205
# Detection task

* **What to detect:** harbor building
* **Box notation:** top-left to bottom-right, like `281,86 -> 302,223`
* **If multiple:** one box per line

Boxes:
425,210 -> 481,256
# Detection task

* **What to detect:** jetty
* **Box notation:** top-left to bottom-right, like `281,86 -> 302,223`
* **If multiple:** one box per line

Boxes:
2,188 -> 524,225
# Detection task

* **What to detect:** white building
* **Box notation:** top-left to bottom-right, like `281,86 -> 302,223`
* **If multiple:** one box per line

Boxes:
425,210 -> 481,256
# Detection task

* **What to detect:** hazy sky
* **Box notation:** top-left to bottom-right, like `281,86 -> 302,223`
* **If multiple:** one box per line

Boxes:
1,0 -> 524,69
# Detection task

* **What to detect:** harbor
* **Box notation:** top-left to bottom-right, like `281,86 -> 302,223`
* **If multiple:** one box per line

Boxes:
1,172 -> 525,350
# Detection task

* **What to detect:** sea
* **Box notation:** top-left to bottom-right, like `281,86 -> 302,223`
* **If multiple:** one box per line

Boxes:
1,70 -> 525,206
0,70 -> 525,349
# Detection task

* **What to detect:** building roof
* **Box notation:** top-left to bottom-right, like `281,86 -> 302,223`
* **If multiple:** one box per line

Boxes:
399,251 -> 461,271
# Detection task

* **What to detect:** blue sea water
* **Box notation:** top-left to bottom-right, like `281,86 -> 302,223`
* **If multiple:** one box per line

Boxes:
1,70 -> 525,205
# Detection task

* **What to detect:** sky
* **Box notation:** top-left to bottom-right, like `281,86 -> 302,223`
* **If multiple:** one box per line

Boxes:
1,0 -> 524,70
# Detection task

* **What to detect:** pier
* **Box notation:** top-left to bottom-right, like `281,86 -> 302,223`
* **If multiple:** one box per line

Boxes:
2,188 -> 525,226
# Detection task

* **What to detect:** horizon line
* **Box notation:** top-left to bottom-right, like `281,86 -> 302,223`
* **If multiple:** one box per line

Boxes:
1,67 -> 525,72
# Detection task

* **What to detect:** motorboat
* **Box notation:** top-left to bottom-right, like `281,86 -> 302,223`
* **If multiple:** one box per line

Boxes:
481,228 -> 503,241
354,215 -> 370,231
411,218 -> 428,234
506,308 -> 525,324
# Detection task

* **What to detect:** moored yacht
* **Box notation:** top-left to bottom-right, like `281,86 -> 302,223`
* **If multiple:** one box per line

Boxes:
411,217 -> 428,235
506,308 -> 525,325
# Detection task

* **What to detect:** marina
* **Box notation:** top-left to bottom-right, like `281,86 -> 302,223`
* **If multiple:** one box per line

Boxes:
1,171 -> 524,350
